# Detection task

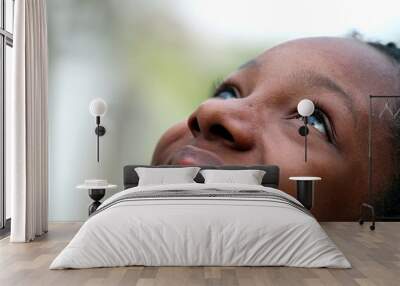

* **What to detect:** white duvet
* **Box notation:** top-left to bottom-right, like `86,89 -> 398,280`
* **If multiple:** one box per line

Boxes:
50,183 -> 350,269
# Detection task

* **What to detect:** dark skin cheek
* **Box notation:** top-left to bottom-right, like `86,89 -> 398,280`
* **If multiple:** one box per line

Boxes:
258,127 -> 361,220
152,110 -> 396,221
152,121 -> 363,220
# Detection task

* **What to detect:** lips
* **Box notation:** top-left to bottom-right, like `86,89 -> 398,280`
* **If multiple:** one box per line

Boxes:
168,145 -> 224,166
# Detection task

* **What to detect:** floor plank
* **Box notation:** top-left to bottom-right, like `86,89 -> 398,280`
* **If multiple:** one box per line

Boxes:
0,222 -> 398,286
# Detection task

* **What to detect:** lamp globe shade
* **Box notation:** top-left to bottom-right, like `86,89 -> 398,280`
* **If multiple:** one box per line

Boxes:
89,98 -> 108,117
297,99 -> 315,117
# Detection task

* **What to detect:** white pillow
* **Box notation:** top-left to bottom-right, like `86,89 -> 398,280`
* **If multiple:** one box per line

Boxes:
135,167 -> 201,186
200,169 -> 266,185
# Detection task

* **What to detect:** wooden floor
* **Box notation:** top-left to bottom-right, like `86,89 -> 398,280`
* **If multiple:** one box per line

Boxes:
0,222 -> 399,286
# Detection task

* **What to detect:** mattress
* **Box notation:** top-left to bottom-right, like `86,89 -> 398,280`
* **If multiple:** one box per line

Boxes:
50,183 -> 351,269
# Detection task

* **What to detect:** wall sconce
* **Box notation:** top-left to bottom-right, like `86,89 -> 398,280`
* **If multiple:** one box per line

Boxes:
297,99 -> 315,162
89,98 -> 107,162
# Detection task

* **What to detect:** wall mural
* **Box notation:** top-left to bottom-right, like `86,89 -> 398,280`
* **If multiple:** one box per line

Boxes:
48,0 -> 400,221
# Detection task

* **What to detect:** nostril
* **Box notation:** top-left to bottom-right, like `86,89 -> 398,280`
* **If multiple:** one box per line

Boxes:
210,124 -> 234,142
189,117 -> 201,133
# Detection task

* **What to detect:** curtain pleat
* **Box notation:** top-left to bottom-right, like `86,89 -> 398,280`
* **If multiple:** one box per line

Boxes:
10,0 -> 48,242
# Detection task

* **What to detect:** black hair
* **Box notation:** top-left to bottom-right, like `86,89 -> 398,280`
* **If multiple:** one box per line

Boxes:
366,40 -> 400,217
367,41 -> 400,64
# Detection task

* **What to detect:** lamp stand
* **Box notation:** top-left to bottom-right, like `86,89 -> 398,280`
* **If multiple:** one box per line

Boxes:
94,116 -> 106,162
298,117 -> 309,162
304,117 -> 308,162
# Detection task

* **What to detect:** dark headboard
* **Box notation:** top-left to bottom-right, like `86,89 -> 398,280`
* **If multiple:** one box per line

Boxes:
123,165 -> 280,189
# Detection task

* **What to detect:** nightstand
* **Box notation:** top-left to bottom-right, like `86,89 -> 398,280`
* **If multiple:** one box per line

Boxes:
77,180 -> 117,215
289,176 -> 321,210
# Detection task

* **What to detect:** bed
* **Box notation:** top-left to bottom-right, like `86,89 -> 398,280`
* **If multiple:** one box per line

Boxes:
50,165 -> 350,269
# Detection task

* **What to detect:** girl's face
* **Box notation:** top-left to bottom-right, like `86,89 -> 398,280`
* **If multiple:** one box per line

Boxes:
151,37 -> 400,220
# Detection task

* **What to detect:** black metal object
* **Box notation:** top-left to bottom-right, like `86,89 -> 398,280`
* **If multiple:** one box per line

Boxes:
95,126 -> 106,136
298,126 -> 309,136
88,189 -> 105,215
359,203 -> 375,230
359,95 -> 400,229
94,116 -> 106,162
358,95 -> 376,230
298,117 -> 309,162
296,180 -> 314,210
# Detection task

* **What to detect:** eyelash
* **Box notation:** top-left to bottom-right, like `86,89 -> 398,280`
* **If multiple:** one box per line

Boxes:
211,82 -> 240,99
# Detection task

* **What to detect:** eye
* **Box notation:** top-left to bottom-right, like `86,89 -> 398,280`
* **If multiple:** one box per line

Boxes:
297,108 -> 334,142
308,110 -> 327,135
213,85 -> 239,100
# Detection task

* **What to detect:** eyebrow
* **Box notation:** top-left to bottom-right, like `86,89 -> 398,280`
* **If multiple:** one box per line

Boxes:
238,59 -> 259,70
291,70 -> 354,114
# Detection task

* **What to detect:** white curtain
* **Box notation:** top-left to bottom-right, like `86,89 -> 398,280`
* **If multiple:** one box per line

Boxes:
8,0 -> 48,242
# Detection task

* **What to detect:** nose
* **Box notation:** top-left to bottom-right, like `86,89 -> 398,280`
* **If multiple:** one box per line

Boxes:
187,99 -> 255,151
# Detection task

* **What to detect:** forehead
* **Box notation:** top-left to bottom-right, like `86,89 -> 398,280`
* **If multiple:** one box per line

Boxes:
245,38 -> 399,98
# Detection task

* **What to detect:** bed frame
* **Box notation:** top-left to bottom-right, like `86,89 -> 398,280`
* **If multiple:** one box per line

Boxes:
123,165 -> 280,189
